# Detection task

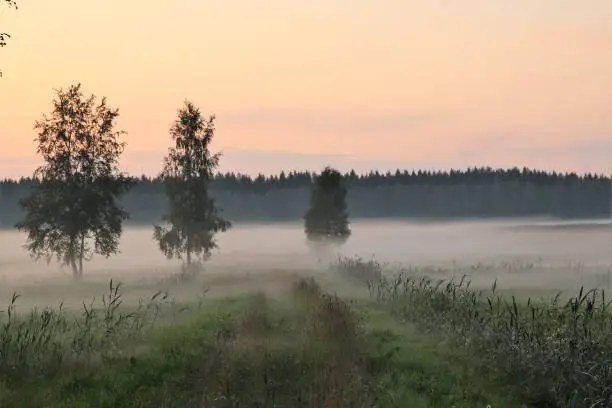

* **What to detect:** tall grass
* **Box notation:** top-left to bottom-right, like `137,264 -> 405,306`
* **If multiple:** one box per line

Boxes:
0,279 -> 172,378
161,278 -> 375,407
336,256 -> 612,408
0,272 -> 379,407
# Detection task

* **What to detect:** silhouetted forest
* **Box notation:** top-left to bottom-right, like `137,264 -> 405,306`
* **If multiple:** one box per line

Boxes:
0,167 -> 610,227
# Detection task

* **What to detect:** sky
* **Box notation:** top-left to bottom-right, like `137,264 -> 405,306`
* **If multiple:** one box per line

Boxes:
1,0 -> 612,178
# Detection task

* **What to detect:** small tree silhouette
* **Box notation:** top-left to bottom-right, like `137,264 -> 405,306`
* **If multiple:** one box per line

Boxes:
153,101 -> 231,276
304,166 -> 351,252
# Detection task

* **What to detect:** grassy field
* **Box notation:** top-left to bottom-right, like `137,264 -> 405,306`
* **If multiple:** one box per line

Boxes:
0,257 -> 611,407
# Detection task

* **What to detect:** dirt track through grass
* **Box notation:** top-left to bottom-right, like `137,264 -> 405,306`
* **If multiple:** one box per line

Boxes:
0,277 -> 372,407
0,272 -> 523,408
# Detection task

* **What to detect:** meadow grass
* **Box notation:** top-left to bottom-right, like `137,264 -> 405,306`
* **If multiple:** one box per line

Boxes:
2,256 -> 610,407
336,255 -> 612,408
0,269 -> 522,408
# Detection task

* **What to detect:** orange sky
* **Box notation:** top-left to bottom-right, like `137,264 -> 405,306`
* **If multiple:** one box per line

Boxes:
1,1 -> 612,177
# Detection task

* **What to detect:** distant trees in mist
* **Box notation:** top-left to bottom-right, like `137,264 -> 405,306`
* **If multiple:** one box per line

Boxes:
304,166 -> 351,251
3,167 -> 611,229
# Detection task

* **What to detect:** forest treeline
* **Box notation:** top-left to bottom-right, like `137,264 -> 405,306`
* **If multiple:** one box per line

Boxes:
1,166 -> 610,227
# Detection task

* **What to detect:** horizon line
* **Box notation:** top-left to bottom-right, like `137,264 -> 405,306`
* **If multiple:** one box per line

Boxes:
2,165 -> 610,183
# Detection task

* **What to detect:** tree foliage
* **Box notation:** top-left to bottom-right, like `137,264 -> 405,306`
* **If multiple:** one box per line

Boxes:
0,0 -> 17,77
304,166 -> 351,247
153,101 -> 231,267
0,0 -> 17,47
15,83 -> 134,279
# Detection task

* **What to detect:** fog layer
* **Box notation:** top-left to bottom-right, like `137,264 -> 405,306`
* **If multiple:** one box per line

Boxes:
0,219 -> 610,309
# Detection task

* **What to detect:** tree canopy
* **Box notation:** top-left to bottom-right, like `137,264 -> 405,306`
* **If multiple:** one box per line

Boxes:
153,101 -> 231,268
15,83 -> 134,279
304,166 -> 351,247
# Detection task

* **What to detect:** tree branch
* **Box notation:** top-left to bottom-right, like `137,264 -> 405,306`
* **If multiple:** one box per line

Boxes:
1,0 -> 18,77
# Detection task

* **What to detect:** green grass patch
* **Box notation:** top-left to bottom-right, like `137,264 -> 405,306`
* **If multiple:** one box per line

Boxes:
356,301 -> 522,408
336,255 -> 612,408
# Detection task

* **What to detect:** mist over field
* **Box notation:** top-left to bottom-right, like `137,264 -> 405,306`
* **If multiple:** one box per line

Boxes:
1,218 -> 610,310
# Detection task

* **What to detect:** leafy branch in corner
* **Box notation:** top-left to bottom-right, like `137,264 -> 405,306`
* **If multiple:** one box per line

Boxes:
0,1 -> 18,46
1,0 -> 18,77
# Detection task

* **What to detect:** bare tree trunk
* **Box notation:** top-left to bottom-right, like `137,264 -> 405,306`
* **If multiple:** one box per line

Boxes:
70,255 -> 79,280
68,236 -> 80,280
78,233 -> 85,279
186,234 -> 192,265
